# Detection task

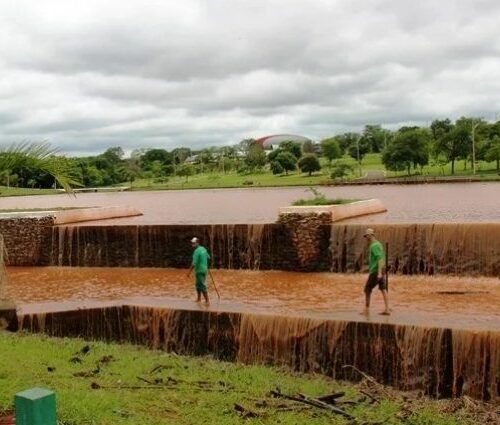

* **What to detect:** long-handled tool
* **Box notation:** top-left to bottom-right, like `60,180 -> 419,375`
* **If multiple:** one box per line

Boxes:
385,242 -> 389,292
208,269 -> 221,300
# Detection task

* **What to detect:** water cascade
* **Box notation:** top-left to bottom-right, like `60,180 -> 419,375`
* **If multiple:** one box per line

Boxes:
330,223 -> 500,276
16,305 -> 500,401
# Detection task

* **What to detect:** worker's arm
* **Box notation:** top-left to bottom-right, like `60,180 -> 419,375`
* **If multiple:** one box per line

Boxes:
378,258 -> 385,279
187,251 -> 197,277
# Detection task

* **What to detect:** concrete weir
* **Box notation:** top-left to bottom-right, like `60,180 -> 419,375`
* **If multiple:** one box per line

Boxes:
15,302 -> 500,402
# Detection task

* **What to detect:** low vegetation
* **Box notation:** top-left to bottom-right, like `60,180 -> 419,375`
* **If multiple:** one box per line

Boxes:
1,332 -> 493,425
292,188 -> 358,206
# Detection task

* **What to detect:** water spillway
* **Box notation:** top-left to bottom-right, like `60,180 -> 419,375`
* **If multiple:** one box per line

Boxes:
8,267 -> 500,401
16,303 -> 500,401
47,222 -> 500,276
330,223 -> 500,276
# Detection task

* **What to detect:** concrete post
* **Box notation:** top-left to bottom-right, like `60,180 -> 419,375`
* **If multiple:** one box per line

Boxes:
15,388 -> 56,425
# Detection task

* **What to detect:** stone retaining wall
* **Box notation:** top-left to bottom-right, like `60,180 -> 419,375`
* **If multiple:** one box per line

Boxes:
0,217 -> 53,266
1,217 -> 498,276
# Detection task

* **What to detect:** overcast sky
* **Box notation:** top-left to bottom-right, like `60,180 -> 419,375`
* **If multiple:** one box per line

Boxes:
1,0 -> 500,156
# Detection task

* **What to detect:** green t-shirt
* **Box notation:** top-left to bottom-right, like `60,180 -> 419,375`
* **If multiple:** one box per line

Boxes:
192,246 -> 210,274
368,240 -> 385,274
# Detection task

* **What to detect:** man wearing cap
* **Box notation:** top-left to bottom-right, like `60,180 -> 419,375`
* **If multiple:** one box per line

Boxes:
363,228 -> 390,315
187,237 -> 210,304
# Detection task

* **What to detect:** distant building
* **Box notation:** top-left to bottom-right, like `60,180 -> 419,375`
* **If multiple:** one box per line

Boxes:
254,134 -> 312,150
185,154 -> 199,164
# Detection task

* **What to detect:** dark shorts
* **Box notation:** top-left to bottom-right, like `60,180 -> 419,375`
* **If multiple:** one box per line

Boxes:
364,273 -> 387,294
195,272 -> 208,293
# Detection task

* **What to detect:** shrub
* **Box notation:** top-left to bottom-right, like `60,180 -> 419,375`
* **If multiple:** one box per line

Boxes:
330,162 -> 354,179
270,161 -> 284,175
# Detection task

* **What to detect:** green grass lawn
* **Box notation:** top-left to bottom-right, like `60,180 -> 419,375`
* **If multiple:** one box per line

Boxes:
0,186 -> 61,197
1,155 -> 499,197
130,154 -> 500,191
0,332 -> 487,425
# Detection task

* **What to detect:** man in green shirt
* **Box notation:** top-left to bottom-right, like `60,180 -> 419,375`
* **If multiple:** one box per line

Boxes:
363,228 -> 390,315
187,237 -> 211,304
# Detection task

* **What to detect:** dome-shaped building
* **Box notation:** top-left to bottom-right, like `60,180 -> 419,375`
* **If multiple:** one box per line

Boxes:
255,134 -> 311,150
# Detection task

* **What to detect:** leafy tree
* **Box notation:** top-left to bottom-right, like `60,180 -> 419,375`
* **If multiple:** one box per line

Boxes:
347,136 -> 370,169
244,143 -> 266,172
320,138 -> 341,166
301,140 -> 316,154
176,164 -> 194,182
270,161 -> 284,175
279,141 -> 302,159
334,132 -> 360,154
330,162 -> 354,179
431,119 -> 464,175
430,118 -> 453,141
274,151 -> 297,175
171,147 -> 192,164
485,135 -> 500,171
382,127 -> 431,175
120,159 -> 141,184
102,146 -> 124,163
360,125 -> 390,153
298,154 -> 321,176
267,148 -> 283,162
238,138 -> 256,155
142,149 -> 172,167
84,165 -> 104,186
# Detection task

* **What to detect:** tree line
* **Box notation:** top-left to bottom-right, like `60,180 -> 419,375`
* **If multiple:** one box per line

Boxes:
1,117 -> 499,189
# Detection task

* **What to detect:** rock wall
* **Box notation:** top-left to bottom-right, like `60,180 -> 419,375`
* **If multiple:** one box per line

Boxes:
1,217 -> 498,276
49,224 -> 312,270
277,212 -> 331,269
0,217 -> 53,266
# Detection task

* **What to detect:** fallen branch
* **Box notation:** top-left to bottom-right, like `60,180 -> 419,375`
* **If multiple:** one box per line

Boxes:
359,390 -> 380,404
270,390 -> 354,419
234,403 -> 258,418
342,365 -> 391,396
316,391 -> 345,405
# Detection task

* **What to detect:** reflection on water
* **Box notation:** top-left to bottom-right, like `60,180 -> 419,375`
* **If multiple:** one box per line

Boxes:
0,183 -> 499,224
7,267 -> 500,330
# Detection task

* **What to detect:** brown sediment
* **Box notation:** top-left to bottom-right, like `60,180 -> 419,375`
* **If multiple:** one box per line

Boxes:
16,304 -> 500,402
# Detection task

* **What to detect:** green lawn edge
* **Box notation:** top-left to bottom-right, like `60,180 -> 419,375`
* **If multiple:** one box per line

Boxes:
0,332 -> 487,425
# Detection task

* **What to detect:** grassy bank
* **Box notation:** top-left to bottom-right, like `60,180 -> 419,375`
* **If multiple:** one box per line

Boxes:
0,186 -> 61,197
0,154 -> 499,196
0,332 -> 492,425
129,154 -> 500,191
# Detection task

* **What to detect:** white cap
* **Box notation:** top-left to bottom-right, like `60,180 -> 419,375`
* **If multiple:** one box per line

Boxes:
190,237 -> 199,243
363,228 -> 375,237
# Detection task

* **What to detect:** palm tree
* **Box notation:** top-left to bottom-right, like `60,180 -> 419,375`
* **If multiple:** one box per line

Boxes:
0,142 -> 79,192
0,142 -> 80,308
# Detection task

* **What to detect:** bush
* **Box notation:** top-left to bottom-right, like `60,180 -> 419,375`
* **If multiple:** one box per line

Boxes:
270,161 -> 284,175
153,177 -> 169,184
330,162 -> 354,179
292,187 -> 357,206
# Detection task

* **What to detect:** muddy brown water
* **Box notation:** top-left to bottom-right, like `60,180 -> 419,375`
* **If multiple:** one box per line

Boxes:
1,183 -> 499,224
7,267 -> 500,331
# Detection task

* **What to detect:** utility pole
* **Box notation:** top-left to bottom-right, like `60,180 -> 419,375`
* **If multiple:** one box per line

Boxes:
471,121 -> 481,175
356,135 -> 361,177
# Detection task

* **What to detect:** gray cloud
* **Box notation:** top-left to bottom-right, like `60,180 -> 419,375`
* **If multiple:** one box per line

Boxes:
1,0 -> 500,155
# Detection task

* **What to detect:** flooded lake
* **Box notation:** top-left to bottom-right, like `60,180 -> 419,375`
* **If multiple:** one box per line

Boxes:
1,182 -> 499,224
